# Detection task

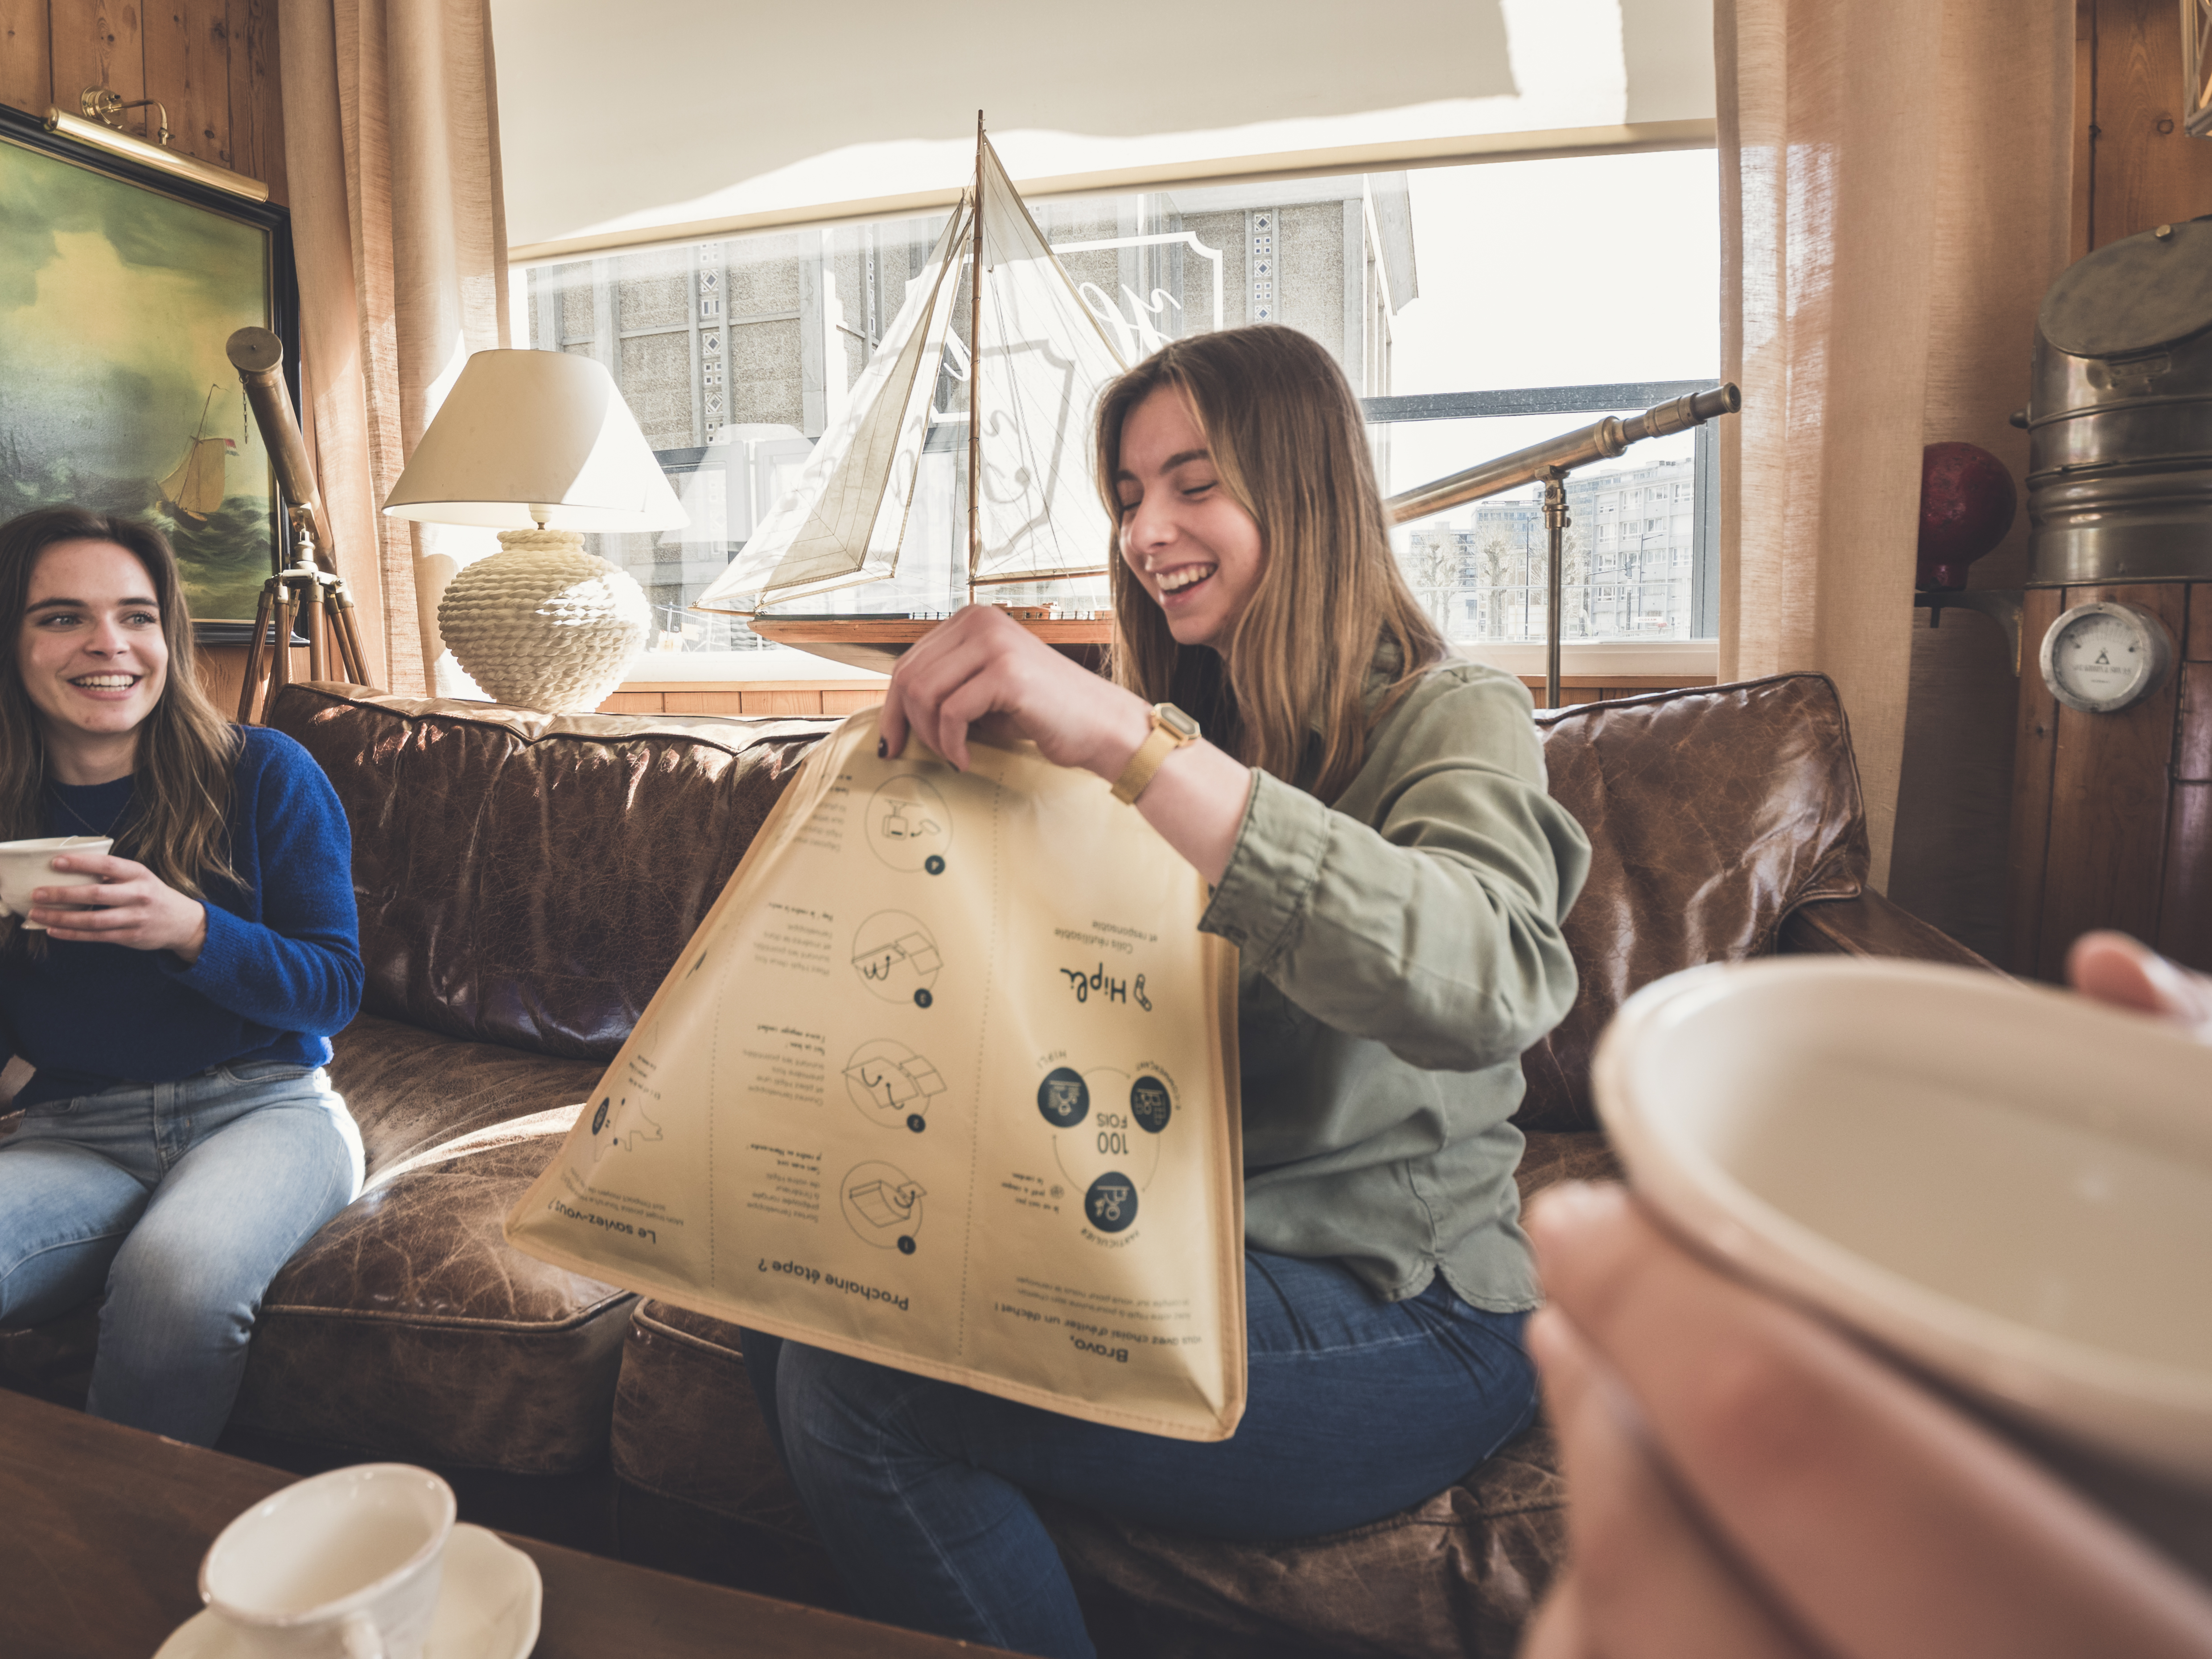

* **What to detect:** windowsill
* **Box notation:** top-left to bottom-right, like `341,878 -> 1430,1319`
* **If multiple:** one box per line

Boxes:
618,647 -> 890,684
1453,638 -> 1718,677
612,638 -> 1718,693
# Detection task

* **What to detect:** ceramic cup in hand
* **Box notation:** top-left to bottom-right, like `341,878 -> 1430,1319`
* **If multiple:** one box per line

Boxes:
200,1464 -> 457,1659
1592,957 -> 2212,1578
0,835 -> 111,931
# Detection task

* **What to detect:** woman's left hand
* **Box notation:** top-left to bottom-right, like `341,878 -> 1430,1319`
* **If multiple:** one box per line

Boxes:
31,852 -> 210,961
882,604 -> 1149,780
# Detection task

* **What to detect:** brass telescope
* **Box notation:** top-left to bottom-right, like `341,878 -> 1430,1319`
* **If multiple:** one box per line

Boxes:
226,327 -> 371,721
1384,383 -> 1742,710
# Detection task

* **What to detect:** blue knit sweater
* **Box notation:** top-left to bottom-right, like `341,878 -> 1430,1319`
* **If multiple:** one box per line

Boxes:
1,726 -> 363,1111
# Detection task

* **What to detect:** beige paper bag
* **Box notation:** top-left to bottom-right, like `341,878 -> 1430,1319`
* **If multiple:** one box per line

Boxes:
505,709 -> 1246,1441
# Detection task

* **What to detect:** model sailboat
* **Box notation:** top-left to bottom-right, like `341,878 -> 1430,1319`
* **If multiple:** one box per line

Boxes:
159,385 -> 237,526
693,119 -> 1128,657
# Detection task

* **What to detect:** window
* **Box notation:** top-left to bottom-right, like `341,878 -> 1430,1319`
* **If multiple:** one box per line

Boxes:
516,147 -> 1719,664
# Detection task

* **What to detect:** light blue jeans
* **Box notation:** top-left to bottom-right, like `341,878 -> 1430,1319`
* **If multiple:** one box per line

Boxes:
745,1249 -> 1538,1659
0,1062 -> 362,1445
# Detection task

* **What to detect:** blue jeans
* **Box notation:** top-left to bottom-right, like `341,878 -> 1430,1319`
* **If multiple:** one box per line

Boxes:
744,1249 -> 1537,1659
0,1062 -> 362,1445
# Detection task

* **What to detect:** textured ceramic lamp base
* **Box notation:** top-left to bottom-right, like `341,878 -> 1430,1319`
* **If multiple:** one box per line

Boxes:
437,529 -> 651,714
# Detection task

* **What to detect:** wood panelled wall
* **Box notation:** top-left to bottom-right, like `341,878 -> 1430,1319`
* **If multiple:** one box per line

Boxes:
2003,0 -> 2212,976
2010,582 -> 2212,977
0,0 -> 286,200
2077,0 -> 2212,257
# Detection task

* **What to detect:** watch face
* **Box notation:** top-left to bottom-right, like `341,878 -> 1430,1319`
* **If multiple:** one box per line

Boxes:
2040,602 -> 2173,715
1156,703 -> 1201,741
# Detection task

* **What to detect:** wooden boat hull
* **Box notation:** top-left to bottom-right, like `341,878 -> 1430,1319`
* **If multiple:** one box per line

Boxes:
748,615 -> 1112,675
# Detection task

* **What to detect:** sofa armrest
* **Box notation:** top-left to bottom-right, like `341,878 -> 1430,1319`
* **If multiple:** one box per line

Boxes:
1779,893 -> 2000,973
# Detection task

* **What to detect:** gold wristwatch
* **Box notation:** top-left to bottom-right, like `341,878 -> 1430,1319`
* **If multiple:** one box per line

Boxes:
1111,703 -> 1201,805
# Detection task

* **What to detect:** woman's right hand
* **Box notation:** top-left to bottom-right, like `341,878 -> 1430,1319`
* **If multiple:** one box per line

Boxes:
879,604 -> 1253,885
1521,935 -> 2212,1659
881,604 -> 1150,779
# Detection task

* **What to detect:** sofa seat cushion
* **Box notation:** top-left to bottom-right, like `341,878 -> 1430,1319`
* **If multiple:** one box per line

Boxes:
229,1021 -> 631,1474
1038,1424 -> 1562,1659
613,1301 -> 817,1540
330,1010 -> 605,1182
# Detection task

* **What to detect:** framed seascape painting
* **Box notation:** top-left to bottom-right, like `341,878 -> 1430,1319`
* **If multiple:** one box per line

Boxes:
0,105 -> 297,627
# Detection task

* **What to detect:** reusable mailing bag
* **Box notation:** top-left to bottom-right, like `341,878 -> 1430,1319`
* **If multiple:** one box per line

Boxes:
506,709 -> 1246,1440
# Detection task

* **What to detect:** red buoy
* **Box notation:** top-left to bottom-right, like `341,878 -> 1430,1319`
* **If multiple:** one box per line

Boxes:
1917,441 -> 2018,591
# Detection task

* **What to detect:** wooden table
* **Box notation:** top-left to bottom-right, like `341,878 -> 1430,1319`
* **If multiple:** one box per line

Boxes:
0,1389 -> 998,1659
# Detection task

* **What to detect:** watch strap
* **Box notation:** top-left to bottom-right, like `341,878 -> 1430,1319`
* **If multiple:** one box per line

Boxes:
1111,704 -> 1199,805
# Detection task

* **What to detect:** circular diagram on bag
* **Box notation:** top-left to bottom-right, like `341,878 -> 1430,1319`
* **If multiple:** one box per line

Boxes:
851,911 -> 942,1004
844,1039 -> 945,1132
1042,1064 -> 1175,1223
867,776 -> 952,872
841,1161 -> 926,1249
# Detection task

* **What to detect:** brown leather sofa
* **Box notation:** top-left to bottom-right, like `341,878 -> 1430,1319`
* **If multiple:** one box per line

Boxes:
603,672 -> 1990,1658
0,672 -> 1985,1657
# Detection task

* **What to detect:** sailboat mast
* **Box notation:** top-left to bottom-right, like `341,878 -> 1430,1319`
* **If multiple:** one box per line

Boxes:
966,111 -> 984,605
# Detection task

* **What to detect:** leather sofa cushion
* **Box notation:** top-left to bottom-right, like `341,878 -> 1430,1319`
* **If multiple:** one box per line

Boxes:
267,683 -> 835,1060
1039,1424 -> 1562,1659
229,1015 -> 632,1473
335,1010 -> 605,1182
614,1300 -> 818,1542
1521,674 -> 1868,1131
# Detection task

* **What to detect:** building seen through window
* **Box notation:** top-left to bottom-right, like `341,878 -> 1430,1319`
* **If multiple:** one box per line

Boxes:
1402,455 -> 1701,640
517,150 -> 1720,662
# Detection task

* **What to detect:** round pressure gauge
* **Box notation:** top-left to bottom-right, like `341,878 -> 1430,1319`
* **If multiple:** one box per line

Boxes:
2038,601 -> 2175,714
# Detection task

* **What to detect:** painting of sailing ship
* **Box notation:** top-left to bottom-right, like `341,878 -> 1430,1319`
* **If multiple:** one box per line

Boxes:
0,118 -> 284,622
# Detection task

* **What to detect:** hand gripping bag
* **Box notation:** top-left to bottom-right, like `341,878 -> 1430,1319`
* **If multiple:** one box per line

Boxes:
506,709 -> 1246,1439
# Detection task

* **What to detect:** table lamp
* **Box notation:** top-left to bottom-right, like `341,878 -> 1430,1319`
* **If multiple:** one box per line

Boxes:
383,350 -> 686,713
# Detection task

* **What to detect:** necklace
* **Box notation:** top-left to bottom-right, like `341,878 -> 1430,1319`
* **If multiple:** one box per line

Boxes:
47,785 -> 119,840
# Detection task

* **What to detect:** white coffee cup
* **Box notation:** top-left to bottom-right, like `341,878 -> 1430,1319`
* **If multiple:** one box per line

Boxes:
200,1465 -> 457,1659
1592,956 -> 2212,1576
0,834 -> 112,931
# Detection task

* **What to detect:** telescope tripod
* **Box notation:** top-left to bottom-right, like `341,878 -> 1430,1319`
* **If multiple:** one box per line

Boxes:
237,518 -> 370,723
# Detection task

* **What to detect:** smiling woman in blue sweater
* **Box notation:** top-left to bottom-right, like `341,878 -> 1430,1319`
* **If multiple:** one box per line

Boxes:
0,506 -> 363,1446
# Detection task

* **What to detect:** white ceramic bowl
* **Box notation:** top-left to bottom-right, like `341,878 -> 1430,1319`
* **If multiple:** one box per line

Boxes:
1592,956 -> 2212,1489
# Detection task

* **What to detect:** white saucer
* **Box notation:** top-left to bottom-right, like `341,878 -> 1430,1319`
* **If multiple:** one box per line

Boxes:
155,1523 -> 541,1659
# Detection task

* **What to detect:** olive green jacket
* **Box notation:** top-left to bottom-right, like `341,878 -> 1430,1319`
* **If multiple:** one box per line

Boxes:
1199,657 -> 1590,1309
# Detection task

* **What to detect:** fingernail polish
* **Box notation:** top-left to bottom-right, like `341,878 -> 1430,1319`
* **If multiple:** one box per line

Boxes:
877,739 -> 887,758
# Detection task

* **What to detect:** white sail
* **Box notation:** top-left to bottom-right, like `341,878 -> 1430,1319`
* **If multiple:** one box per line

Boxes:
968,138 -> 1129,588
693,130 -> 1131,617
695,205 -> 970,615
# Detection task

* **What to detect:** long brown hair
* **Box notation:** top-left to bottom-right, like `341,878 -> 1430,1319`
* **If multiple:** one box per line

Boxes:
1095,325 -> 1447,801
0,508 -> 242,943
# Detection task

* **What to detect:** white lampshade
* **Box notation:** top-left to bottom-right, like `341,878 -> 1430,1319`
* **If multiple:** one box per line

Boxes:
382,349 -> 687,532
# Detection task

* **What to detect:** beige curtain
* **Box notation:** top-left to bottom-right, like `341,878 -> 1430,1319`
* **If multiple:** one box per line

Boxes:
1717,0 -> 2072,914
281,0 -> 507,697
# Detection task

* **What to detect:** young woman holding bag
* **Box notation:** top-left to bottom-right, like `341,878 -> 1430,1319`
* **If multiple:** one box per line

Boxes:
743,325 -> 1592,1658
0,506 -> 364,1447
